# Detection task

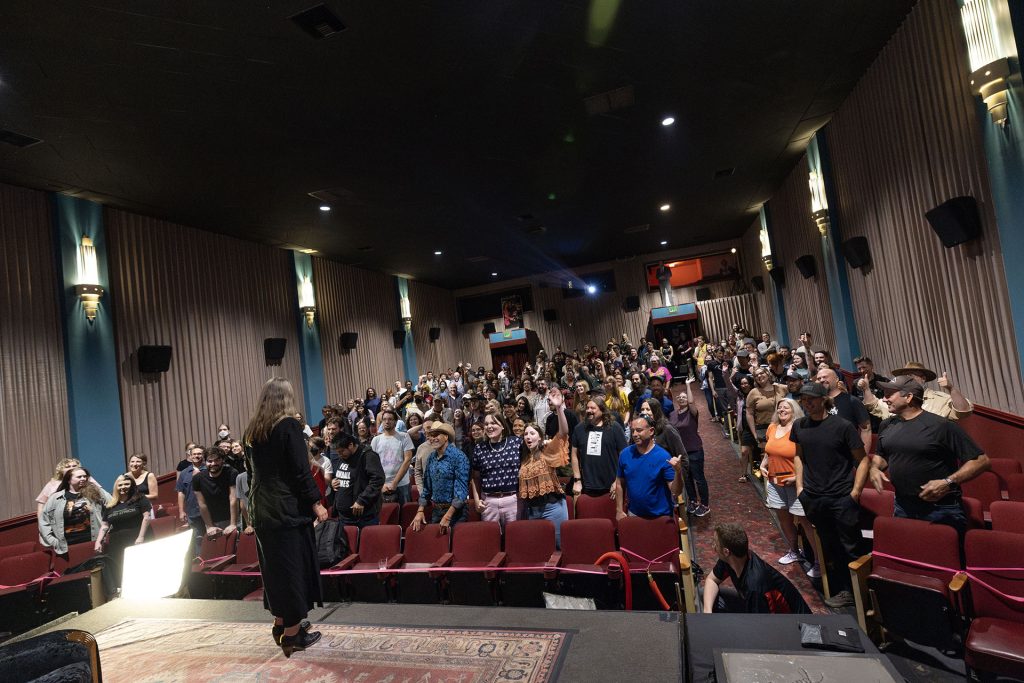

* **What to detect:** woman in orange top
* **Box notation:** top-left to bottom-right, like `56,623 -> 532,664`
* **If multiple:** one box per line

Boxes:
759,398 -> 814,567
519,387 -> 570,547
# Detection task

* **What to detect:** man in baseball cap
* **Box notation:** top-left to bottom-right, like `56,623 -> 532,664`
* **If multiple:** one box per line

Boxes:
859,361 -> 973,421
868,376 -> 989,538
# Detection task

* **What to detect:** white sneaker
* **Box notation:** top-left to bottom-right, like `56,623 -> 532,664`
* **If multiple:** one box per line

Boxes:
806,562 -> 821,578
779,550 -> 802,565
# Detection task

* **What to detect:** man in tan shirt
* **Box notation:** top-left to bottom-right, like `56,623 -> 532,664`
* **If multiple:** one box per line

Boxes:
859,361 -> 973,421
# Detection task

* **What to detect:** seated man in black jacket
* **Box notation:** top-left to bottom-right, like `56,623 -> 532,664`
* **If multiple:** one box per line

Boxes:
329,432 -> 385,528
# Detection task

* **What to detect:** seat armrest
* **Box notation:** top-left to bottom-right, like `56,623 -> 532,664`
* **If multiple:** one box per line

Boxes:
487,552 -> 507,569
545,552 -> 562,568
949,571 -> 968,593
849,553 -> 872,577
678,551 -> 691,572
332,553 -> 359,571
431,552 -> 453,569
202,557 -> 234,572
385,553 -> 403,569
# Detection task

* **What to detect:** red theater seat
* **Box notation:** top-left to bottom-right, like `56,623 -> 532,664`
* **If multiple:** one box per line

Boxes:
989,458 -> 1022,498
858,488 -> 895,540
964,530 -> 1024,680
574,494 -> 618,526
1007,474 -> 1024,502
557,518 -> 621,608
989,501 -> 1024,535
51,542 -> 97,577
500,520 -> 559,607
962,472 -> 1002,519
617,515 -> 682,610
335,524 -> 402,603
446,522 -> 503,605
149,515 -> 185,540
379,502 -> 399,526
0,552 -> 51,591
394,523 -> 450,604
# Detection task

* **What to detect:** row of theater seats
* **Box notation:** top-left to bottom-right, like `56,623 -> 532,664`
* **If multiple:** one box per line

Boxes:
193,517 -> 689,610
850,515 -> 1024,680
0,541 -> 104,638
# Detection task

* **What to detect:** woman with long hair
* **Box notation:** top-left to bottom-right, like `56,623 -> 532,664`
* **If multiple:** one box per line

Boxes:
36,457 -> 84,516
39,467 -> 110,556
354,417 -> 374,445
405,411 -> 427,450
245,377 -> 329,657
470,413 -> 521,527
669,382 -> 710,517
97,474 -> 152,586
736,375 -> 757,483
759,398 -> 815,572
519,388 -> 570,546
127,453 -> 159,508
746,367 -> 787,462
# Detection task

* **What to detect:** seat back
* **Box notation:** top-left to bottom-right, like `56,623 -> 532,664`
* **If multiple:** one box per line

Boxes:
379,502 -> 399,525
559,519 -> 616,565
963,496 -> 986,530
989,501 -> 1024,535
451,522 -> 501,565
399,502 -> 422,530
197,531 -> 236,562
989,458 -> 1022,494
235,532 -> 259,565
961,471 -> 1002,512
0,551 -> 51,585
574,494 -> 617,524
1007,473 -> 1024,502
344,525 -> 360,554
965,529 -> 1024,623
149,515 -> 180,539
402,524 -> 450,564
504,520 -> 555,564
617,516 -> 680,570
358,525 -> 401,563
872,517 -> 961,579
0,542 -> 37,561
858,488 -> 895,530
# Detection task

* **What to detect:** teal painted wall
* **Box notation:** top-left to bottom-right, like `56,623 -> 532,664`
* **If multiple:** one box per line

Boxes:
761,205 -> 790,345
293,252 -> 327,417
52,194 -> 126,489
396,277 -> 418,383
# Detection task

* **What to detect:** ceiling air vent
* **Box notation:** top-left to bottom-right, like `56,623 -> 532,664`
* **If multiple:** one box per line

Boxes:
466,256 -> 489,263
714,167 -> 736,179
623,223 -> 649,234
290,5 -> 347,40
0,128 -> 42,148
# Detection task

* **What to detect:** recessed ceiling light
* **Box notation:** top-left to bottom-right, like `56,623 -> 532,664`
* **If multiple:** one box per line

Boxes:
660,204 -> 671,212
491,272 -> 498,277
660,240 -> 668,246
730,247 -> 737,254
319,205 -> 330,212
661,117 -> 675,127
434,250 -> 442,255
586,284 -> 597,294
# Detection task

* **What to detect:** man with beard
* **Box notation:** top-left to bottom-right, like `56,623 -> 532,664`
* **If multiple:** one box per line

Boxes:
192,447 -> 238,539
615,415 -> 682,519
571,396 -> 627,499
329,432 -> 385,528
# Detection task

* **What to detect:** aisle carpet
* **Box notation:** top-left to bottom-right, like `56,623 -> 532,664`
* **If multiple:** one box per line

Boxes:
680,381 -> 828,613
94,617 -> 571,682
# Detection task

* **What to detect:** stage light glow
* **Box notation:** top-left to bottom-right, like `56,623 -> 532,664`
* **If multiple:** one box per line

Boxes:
586,284 -> 597,294
319,205 -> 330,212
660,240 -> 668,246
120,530 -> 193,600
661,117 -> 675,126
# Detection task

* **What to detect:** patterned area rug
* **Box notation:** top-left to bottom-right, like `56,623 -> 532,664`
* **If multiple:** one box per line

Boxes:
94,618 -> 571,682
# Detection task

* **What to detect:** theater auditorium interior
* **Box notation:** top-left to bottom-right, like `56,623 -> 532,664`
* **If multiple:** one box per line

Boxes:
1,1 -> 1023,681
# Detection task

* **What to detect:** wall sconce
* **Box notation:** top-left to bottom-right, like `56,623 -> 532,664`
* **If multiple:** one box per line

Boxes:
960,0 -> 1015,126
74,236 -> 104,323
808,170 -> 830,236
298,277 -> 316,328
399,295 -> 412,332
758,221 -> 773,270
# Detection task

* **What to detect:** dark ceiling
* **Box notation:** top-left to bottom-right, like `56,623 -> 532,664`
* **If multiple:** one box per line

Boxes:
0,1 -> 914,288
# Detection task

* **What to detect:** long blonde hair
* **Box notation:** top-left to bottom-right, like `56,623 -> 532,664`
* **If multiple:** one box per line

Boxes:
244,377 -> 298,445
52,457 -> 81,482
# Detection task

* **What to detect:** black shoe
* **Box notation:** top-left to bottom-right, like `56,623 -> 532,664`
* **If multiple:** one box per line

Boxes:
273,619 -> 311,644
280,628 -> 322,657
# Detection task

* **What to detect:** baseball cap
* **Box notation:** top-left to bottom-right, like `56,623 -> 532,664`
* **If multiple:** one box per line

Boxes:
798,382 -> 828,398
876,375 -> 925,401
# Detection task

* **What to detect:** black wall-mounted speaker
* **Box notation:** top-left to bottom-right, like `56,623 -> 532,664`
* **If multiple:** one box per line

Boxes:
750,276 -> 765,293
926,196 -> 982,247
428,327 -> 441,341
623,295 -> 640,312
264,338 -> 287,365
339,332 -> 358,350
138,345 -> 172,373
392,330 -> 406,349
695,287 -> 711,301
769,267 -> 786,287
842,236 -> 872,269
482,322 -> 496,336
543,308 -> 557,322
795,254 -> 817,279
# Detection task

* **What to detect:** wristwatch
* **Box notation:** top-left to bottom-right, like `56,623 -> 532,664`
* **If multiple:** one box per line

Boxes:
943,477 -> 957,489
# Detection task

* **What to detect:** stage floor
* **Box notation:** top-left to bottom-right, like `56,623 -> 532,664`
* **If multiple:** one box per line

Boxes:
45,599 -> 683,682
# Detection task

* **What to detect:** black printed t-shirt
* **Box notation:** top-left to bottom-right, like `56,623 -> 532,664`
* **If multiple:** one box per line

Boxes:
63,492 -> 93,546
878,410 -> 984,515
790,415 -> 863,497
571,421 -> 627,491
828,392 -> 870,428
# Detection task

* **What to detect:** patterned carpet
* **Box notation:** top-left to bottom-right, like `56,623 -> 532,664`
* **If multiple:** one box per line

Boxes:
683,392 -> 829,613
94,618 -> 571,682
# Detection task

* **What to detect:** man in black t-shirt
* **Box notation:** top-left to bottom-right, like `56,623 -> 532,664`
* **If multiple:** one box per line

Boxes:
702,523 -> 810,614
571,397 -> 627,497
816,367 -> 871,452
193,447 -> 238,538
870,376 -> 989,538
329,432 -> 385,527
791,382 -> 869,608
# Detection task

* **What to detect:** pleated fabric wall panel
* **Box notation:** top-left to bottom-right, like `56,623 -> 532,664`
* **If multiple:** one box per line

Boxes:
0,184 -> 71,519
697,294 -> 765,345
106,209 -> 304,475
739,217 -> 777,338
313,258 -> 404,402
408,280 -> 464,375
825,0 -> 1023,413
769,156 -> 838,356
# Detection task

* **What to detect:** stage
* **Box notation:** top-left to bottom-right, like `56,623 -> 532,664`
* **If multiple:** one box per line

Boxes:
41,598 -> 684,682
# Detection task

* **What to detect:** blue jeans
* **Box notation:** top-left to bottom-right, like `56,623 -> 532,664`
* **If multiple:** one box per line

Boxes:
431,505 -> 467,529
383,484 -> 412,506
684,449 -> 709,506
894,500 -> 967,541
525,497 -> 569,548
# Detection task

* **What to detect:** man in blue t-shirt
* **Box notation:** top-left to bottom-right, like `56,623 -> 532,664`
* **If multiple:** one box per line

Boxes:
615,415 -> 684,519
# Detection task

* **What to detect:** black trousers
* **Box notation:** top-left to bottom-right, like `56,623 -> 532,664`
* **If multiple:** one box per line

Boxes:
799,492 -> 863,594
